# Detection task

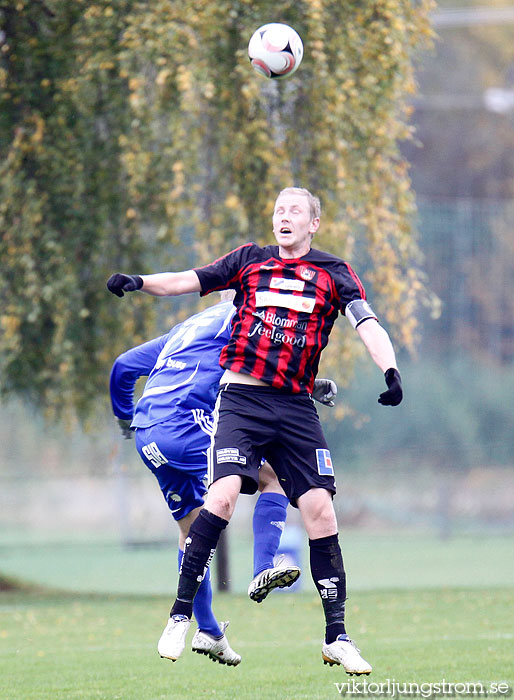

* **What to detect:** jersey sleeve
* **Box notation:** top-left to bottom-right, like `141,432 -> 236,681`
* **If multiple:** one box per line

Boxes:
194,243 -> 256,296
109,335 -> 167,419
333,262 -> 375,316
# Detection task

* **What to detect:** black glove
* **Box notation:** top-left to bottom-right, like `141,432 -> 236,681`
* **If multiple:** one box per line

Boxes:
107,273 -> 143,297
378,368 -> 403,406
312,378 -> 337,407
117,418 -> 134,439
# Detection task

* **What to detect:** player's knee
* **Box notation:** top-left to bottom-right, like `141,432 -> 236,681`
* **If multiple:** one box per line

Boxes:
311,507 -> 337,536
204,476 -> 241,520
206,494 -> 234,520
298,488 -> 337,538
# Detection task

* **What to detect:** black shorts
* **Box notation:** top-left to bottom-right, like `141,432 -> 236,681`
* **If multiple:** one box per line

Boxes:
207,384 -> 336,506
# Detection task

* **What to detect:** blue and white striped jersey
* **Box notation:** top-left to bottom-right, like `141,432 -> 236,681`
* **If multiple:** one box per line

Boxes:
110,301 -> 235,428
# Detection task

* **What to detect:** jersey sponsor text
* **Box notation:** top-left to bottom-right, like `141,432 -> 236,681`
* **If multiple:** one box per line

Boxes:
248,320 -> 306,348
253,309 -> 307,331
255,290 -> 315,313
270,277 -> 305,292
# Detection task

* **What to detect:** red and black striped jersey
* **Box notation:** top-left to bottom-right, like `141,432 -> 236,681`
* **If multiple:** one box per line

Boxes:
194,243 -> 370,394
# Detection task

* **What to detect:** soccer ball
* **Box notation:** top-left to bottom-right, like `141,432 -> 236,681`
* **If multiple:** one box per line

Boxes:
248,23 -> 303,79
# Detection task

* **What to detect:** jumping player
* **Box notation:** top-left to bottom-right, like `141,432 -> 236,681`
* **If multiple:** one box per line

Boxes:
109,293 -> 337,665
107,187 -> 403,674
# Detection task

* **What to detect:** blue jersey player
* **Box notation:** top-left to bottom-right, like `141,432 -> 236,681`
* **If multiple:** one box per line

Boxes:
110,296 -> 336,665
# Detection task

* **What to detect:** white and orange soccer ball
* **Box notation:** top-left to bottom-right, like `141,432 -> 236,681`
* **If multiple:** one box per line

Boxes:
248,23 -> 303,79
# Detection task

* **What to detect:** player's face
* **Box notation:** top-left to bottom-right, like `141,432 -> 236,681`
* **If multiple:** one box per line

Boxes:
272,193 -> 320,259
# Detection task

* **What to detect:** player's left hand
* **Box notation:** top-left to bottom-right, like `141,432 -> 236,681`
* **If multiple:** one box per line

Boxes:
312,378 -> 337,407
107,273 -> 143,297
378,368 -> 403,406
117,418 -> 134,439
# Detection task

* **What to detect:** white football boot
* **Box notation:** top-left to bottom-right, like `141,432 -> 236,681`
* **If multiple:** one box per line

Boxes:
322,635 -> 372,675
247,556 -> 301,603
191,620 -> 241,666
157,615 -> 191,661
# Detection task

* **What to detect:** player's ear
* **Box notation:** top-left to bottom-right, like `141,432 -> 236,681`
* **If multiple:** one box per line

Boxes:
309,217 -> 320,235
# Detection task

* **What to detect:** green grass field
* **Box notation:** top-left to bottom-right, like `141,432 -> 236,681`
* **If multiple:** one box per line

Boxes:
1,588 -> 513,700
1,533 -> 514,594
1,534 -> 513,699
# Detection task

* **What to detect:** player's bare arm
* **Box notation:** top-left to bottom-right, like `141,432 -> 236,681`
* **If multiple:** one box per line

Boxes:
107,270 -> 201,297
140,270 -> 201,296
356,318 -> 403,406
356,318 -> 397,373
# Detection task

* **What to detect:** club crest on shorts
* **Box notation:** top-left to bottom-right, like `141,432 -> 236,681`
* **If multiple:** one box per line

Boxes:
316,448 -> 334,476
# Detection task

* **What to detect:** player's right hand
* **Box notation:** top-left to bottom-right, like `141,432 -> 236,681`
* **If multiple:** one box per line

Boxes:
117,418 -> 134,439
312,378 -> 337,407
107,273 -> 143,297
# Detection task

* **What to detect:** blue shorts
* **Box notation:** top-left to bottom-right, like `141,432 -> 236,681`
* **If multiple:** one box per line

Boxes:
135,415 -> 210,521
208,384 -> 336,507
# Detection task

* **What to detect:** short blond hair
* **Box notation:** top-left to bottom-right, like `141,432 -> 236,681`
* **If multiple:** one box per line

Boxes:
276,187 -> 321,220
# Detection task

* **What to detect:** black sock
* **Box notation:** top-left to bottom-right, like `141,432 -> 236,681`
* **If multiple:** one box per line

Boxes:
170,509 -> 228,618
309,534 -> 347,644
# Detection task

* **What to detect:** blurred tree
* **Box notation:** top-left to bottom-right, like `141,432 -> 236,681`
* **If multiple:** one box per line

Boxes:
0,0 -> 436,419
465,204 -> 514,363
0,0 -> 151,418
399,11 -> 514,368
405,20 -> 514,199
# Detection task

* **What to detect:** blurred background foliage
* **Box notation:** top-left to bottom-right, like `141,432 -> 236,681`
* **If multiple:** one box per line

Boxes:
1,0 -> 436,417
0,0 -> 513,523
